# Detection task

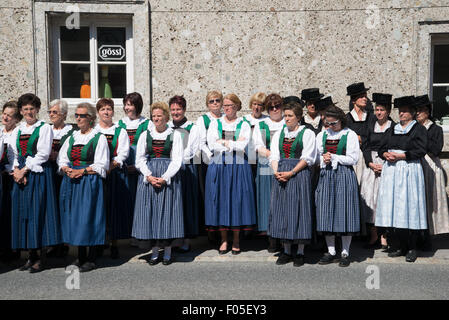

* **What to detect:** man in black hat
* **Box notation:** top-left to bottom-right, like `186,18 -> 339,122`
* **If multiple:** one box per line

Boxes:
300,88 -> 324,135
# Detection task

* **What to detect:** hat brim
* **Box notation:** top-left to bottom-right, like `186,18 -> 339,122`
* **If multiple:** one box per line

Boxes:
304,94 -> 325,102
347,87 -> 371,96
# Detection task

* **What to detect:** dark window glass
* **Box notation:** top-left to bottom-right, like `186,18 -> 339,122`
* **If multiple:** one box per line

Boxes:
98,65 -> 126,98
61,64 -> 91,98
432,86 -> 449,119
60,27 -> 90,61
433,45 -> 449,84
97,27 -> 126,62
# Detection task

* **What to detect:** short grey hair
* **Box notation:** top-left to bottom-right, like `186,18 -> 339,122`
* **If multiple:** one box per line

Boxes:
49,99 -> 68,116
76,102 -> 97,127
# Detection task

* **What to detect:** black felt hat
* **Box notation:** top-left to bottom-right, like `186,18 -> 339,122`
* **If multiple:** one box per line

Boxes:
301,88 -> 324,102
347,82 -> 371,96
372,93 -> 393,106
414,94 -> 433,113
393,96 -> 416,108
315,96 -> 336,111
283,96 -> 304,107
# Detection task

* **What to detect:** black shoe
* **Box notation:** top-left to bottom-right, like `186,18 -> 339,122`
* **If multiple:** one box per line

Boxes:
149,257 -> 160,265
388,249 -> 406,257
80,262 -> 96,272
67,259 -> 81,269
110,246 -> 119,259
29,261 -> 45,274
381,245 -> 389,251
405,250 -> 417,263
19,260 -> 33,271
339,255 -> 350,267
293,254 -> 305,267
276,253 -> 293,265
318,253 -> 338,265
162,258 -> 172,265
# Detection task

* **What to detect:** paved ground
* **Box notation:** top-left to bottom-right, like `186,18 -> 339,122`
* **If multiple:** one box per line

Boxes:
1,234 -> 448,300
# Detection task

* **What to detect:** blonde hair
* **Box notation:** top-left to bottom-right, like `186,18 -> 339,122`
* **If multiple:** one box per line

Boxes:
223,93 -> 242,111
205,90 -> 223,107
150,101 -> 170,121
249,92 -> 266,108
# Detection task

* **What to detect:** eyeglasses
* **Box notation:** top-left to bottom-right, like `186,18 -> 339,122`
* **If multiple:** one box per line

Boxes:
325,120 -> 339,126
74,113 -> 89,119
208,99 -> 221,104
223,104 -> 236,108
252,102 -> 264,107
47,110 -> 60,115
268,104 -> 282,111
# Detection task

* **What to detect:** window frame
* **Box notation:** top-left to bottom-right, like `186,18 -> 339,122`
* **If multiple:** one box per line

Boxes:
430,34 -> 449,119
51,16 -> 134,107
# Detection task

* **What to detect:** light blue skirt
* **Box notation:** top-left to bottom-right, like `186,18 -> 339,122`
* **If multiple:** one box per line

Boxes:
132,158 -> 184,240
375,159 -> 427,230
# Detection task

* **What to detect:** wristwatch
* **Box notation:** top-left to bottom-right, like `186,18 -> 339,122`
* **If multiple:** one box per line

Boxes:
83,168 -> 88,175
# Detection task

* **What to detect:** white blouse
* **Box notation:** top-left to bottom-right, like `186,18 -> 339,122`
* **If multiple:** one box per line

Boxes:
374,120 -> 392,133
252,117 -> 285,152
316,127 -> 360,170
243,113 -> 268,127
168,120 -> 200,163
2,127 -> 18,172
303,113 -> 321,129
119,116 -> 153,130
94,124 -> 130,167
207,116 -> 251,155
135,126 -> 183,185
195,112 -> 222,163
57,128 -> 110,179
350,108 -> 367,121
51,124 -> 73,140
269,125 -> 317,166
9,120 -> 53,173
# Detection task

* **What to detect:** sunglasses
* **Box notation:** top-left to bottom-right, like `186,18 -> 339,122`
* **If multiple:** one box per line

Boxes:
268,104 -> 282,111
325,120 -> 339,126
208,99 -> 221,104
75,113 -> 89,119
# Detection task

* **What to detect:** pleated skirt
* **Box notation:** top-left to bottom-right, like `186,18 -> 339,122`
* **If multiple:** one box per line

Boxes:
59,165 -> 106,246
255,156 -> 273,232
205,153 -> 256,231
315,164 -> 361,235
421,155 -> 449,235
11,159 -> 61,249
125,145 -> 139,215
132,158 -> 184,244
105,166 -> 134,240
180,163 -> 199,238
0,172 -> 12,249
359,151 -> 384,224
375,159 -> 427,230
268,159 -> 313,242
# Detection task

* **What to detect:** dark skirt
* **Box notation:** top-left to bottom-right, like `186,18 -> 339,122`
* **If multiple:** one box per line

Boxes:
315,165 -> 361,235
205,153 -> 256,231
59,165 -> 106,246
105,166 -> 134,240
11,158 -> 61,249
0,172 -> 12,249
125,145 -> 139,215
268,158 -> 313,243
180,163 -> 199,238
132,158 -> 184,245
255,156 -> 272,232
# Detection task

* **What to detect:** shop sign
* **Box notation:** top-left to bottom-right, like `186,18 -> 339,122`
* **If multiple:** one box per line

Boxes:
98,45 -> 126,61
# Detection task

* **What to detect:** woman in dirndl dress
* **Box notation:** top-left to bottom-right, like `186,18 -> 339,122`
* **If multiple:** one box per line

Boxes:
58,103 -> 109,272
132,102 -> 184,266
415,95 -> 449,248
315,105 -> 360,267
0,101 -> 21,263
119,93 -> 152,228
268,101 -> 316,267
360,93 -> 395,249
47,99 -> 74,258
95,98 -> 131,259
252,93 -> 284,250
168,95 -> 200,252
205,93 -> 256,255
10,93 -> 61,273
375,96 -> 428,263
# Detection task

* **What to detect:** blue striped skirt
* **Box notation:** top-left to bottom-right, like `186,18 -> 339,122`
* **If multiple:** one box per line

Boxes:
255,156 -> 273,232
59,165 -> 106,246
105,166 -> 134,240
268,159 -> 313,242
180,163 -> 199,238
205,153 -> 256,230
375,159 -> 427,230
11,158 -> 61,249
132,158 -> 184,243
315,165 -> 361,234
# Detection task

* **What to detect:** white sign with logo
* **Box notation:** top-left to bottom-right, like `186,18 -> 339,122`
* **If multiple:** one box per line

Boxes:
98,45 -> 126,61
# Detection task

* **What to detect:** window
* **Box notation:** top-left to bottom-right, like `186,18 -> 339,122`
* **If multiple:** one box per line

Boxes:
430,35 -> 449,120
51,16 -> 133,106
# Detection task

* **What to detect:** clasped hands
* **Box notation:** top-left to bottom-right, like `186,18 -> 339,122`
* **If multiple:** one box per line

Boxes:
146,175 -> 166,188
12,167 -> 29,185
382,152 -> 406,163
274,171 -> 295,183
61,166 -> 90,179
